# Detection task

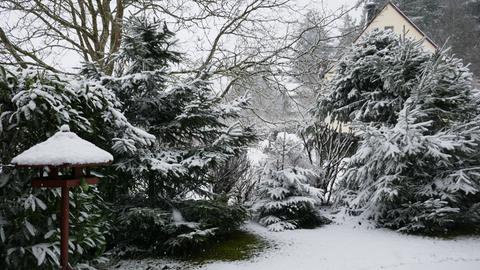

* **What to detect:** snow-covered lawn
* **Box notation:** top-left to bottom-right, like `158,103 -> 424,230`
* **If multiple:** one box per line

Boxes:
110,218 -> 480,270
200,222 -> 480,270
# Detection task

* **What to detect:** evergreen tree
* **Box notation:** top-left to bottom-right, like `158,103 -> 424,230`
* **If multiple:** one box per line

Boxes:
315,29 -> 430,126
85,16 -> 255,202
337,43 -> 480,234
252,132 -> 326,231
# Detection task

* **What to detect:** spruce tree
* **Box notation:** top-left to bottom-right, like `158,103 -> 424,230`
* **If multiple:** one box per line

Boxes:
252,132 -> 325,231
85,16 -> 255,202
315,29 -> 430,126
337,44 -> 480,234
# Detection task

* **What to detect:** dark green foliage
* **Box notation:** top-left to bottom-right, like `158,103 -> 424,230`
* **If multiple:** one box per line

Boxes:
0,67 -> 133,269
383,199 -> 460,234
176,199 -> 248,233
210,153 -> 251,198
258,194 -> 329,231
112,206 -> 172,254
111,199 -> 248,257
0,167 -> 109,269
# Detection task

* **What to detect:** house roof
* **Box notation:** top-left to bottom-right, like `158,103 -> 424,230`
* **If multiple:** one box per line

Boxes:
354,1 -> 438,49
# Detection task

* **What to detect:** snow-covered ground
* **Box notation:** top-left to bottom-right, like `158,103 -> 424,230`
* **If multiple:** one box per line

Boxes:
110,217 -> 480,270
200,222 -> 480,270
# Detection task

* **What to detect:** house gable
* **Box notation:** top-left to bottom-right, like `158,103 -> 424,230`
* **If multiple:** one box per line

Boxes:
356,1 -> 438,52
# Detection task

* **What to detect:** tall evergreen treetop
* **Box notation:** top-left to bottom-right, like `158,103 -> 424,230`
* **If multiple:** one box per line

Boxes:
119,16 -> 181,73
316,29 -> 430,126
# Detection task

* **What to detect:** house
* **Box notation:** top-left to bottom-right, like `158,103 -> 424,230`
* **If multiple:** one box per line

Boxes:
357,1 -> 438,52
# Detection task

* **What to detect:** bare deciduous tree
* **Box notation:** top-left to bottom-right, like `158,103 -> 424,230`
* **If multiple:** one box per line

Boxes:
0,0 -> 127,74
301,122 -> 356,205
222,2 -> 363,128
0,0 -> 363,97
0,0 -> 300,77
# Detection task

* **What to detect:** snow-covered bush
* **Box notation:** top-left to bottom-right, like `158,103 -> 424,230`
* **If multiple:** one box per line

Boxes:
112,199 -> 247,256
252,132 -> 327,231
176,199 -> 248,233
333,33 -> 480,234
254,167 -> 326,231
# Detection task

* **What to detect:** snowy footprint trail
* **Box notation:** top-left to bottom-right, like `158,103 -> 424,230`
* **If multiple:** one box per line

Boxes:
197,222 -> 480,270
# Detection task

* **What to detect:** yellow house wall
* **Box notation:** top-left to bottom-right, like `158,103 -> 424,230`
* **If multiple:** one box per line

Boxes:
361,4 -> 437,52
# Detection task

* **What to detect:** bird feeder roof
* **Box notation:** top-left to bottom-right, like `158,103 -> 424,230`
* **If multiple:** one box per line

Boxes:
11,126 -> 113,168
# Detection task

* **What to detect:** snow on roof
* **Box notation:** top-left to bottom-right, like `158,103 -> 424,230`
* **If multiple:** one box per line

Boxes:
11,125 -> 113,167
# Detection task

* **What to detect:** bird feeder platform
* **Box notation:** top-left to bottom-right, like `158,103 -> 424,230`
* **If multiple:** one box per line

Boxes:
11,126 -> 113,270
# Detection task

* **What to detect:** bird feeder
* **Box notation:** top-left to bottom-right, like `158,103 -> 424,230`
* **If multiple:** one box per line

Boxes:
11,125 -> 113,270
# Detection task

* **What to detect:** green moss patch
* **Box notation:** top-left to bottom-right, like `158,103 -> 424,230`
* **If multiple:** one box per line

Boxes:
183,230 -> 269,264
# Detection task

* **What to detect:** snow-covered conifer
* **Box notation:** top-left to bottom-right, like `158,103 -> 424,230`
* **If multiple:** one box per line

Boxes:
338,47 -> 480,233
252,132 -> 325,231
315,29 -> 430,125
81,15 -> 255,201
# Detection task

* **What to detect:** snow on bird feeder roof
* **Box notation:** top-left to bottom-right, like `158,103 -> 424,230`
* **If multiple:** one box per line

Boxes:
11,125 -> 113,167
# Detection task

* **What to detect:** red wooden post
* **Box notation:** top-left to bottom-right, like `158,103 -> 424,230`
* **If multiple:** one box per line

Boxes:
60,185 -> 70,270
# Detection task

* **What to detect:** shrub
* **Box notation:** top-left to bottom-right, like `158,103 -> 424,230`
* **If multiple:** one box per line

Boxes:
0,167 -> 109,269
0,62 -> 151,268
110,198 -> 248,257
